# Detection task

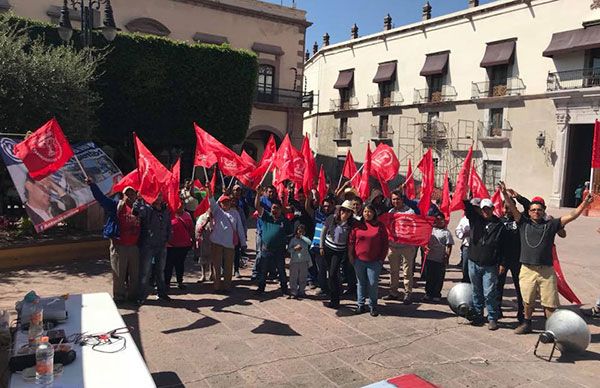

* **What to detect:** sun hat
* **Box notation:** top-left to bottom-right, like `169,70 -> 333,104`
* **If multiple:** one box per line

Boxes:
340,200 -> 354,212
480,198 -> 493,209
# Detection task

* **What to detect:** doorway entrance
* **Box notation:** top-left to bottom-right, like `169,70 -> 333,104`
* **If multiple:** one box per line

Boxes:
563,124 -> 594,207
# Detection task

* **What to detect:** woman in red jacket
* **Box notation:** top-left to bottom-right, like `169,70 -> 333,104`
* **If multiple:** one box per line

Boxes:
165,205 -> 194,290
349,204 -> 389,317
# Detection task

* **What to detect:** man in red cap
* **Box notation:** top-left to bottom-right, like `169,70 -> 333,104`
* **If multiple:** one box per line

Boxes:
502,183 -> 594,334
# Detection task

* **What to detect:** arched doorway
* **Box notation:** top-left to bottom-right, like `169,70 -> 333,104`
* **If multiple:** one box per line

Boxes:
243,126 -> 282,161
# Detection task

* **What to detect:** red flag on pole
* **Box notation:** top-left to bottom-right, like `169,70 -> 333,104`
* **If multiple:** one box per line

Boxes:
592,119 -> 600,168
358,143 -> 372,201
194,196 -> 210,218
302,135 -> 317,194
377,171 -> 391,199
405,159 -> 416,200
371,143 -> 400,182
193,123 -> 219,168
166,158 -> 182,213
209,166 -> 217,194
275,134 -> 305,186
440,171 -> 450,220
112,170 -> 140,194
450,146 -> 473,211
417,149 -> 434,216
317,165 -> 327,204
470,166 -> 490,199
134,133 -> 172,204
552,246 -> 582,304
237,150 -> 258,189
13,118 -> 75,181
259,135 -> 277,168
379,213 -> 435,247
491,188 -> 505,218
342,150 -> 360,189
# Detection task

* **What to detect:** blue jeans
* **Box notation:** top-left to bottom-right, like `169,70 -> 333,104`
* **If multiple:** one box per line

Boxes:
468,260 -> 499,322
258,248 -> 287,291
139,246 -> 167,300
354,259 -> 382,308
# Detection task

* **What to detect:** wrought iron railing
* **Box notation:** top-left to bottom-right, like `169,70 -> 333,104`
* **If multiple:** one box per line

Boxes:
471,77 -> 526,99
332,126 -> 353,141
418,121 -> 448,143
370,124 -> 394,140
413,85 -> 457,104
255,87 -> 304,106
547,68 -> 600,91
330,97 -> 359,111
477,120 -> 512,138
366,91 -> 404,108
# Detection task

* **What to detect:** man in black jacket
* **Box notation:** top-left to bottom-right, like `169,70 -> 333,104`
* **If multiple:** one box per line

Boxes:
464,197 -> 505,330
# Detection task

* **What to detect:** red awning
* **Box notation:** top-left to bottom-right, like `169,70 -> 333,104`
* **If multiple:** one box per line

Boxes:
420,52 -> 449,76
480,40 -> 516,67
543,25 -> 600,57
372,62 -> 397,83
334,70 -> 354,89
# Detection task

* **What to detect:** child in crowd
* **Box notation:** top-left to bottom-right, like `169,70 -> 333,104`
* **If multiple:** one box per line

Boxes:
423,214 -> 454,302
287,224 -> 312,299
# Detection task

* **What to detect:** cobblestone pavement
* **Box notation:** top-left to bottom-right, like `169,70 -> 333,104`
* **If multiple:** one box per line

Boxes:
1,209 -> 599,387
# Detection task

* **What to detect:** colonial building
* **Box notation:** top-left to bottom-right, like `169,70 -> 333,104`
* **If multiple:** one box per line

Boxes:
304,0 -> 600,210
3,0 -> 311,157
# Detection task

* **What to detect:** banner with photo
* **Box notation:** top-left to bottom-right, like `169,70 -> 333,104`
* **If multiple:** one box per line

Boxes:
0,137 -> 122,232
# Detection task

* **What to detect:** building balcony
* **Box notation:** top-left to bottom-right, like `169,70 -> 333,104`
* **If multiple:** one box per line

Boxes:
418,121 -> 448,144
477,120 -> 512,146
330,97 -> 359,112
370,124 -> 394,142
413,85 -> 457,104
255,87 -> 304,107
366,91 -> 403,108
471,77 -> 526,99
547,68 -> 600,91
332,126 -> 352,144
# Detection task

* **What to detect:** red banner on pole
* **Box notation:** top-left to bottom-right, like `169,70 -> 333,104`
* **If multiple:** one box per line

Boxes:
592,119 -> 600,168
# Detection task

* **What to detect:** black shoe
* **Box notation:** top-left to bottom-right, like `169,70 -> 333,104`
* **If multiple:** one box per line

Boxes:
470,316 -> 485,326
383,294 -> 400,301
325,301 -> 339,309
281,288 -> 289,296
158,294 -> 172,302
178,283 -> 187,290
354,305 -> 367,315
370,307 -> 379,317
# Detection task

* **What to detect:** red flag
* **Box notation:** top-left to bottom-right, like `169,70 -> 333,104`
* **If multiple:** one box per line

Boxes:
593,119 -> 600,168
379,213 -> 435,247
371,143 -> 400,182
317,165 -> 327,204
209,166 -> 217,193
134,133 -> 172,204
193,196 -> 210,218
552,246 -> 582,304
193,123 -> 219,168
275,134 -> 304,185
236,150 -> 258,188
440,171 -> 450,220
450,146 -> 473,211
417,149 -> 434,216
470,166 -> 490,199
165,158 -> 182,213
491,188 -> 505,218
276,181 -> 289,208
342,150 -> 360,189
358,143 -> 372,201
13,118 -> 74,181
377,171 -> 391,199
302,135 -> 317,194
259,134 -> 277,169
193,179 -> 203,190
112,170 -> 140,194
405,159 -> 416,200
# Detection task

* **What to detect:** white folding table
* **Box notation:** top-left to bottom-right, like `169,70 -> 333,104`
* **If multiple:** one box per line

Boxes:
10,293 -> 155,388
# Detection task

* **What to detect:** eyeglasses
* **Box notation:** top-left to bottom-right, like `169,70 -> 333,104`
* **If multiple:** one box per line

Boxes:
529,208 -> 544,213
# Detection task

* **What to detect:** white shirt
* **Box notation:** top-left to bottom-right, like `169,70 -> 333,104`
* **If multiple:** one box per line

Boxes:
455,215 -> 471,247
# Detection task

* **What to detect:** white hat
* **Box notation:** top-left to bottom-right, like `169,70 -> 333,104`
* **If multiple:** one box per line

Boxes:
480,198 -> 493,209
340,200 -> 354,212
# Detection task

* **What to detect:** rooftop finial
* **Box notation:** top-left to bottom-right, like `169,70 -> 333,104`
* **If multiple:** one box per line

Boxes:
351,23 -> 359,39
384,14 -> 392,31
422,1 -> 432,21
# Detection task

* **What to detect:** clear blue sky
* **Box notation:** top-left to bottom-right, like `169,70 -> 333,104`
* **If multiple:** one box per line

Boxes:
265,0 -> 496,51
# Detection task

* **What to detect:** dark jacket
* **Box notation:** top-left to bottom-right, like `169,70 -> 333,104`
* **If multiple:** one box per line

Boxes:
464,200 -> 504,266
499,195 -> 531,266
133,200 -> 172,249
90,183 -> 120,239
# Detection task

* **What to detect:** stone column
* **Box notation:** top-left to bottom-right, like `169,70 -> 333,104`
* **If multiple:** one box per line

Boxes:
549,110 -> 570,207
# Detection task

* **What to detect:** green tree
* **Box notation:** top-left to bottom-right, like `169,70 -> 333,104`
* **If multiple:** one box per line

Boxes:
0,14 -> 102,139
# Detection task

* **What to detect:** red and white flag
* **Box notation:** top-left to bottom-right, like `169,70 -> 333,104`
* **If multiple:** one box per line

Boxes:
470,165 -> 490,199
193,123 -> 219,168
236,150 -> 258,189
13,118 -> 74,181
450,146 -> 473,211
275,134 -> 305,186
371,143 -> 399,182
379,213 -> 435,247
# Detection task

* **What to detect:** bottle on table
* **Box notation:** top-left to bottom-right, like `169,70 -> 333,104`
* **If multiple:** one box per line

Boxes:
36,336 -> 54,385
27,298 -> 44,346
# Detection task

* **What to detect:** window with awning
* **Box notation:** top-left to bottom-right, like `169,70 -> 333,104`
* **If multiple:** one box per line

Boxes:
420,52 -> 449,76
334,69 -> 354,89
543,25 -> 600,57
480,40 -> 516,68
372,62 -> 397,83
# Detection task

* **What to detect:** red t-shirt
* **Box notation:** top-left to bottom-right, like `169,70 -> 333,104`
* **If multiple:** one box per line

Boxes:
168,212 -> 194,248
116,202 -> 140,246
349,220 -> 389,262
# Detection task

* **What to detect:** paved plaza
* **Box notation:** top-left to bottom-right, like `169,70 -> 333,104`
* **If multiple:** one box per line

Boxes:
1,209 -> 599,388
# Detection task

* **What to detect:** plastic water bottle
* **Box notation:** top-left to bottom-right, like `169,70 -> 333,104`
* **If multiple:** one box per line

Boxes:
27,299 -> 44,346
35,336 -> 54,385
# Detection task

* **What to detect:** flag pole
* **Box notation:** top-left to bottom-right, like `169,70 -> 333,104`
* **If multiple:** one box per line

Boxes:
219,169 -> 226,189
227,177 -> 235,191
73,154 -> 89,180
336,172 -> 345,192
0,132 -> 27,137
347,163 -> 365,184
257,159 -> 275,188
203,166 -> 209,184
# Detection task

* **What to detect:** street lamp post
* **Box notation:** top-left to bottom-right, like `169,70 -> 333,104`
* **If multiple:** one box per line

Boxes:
58,0 -> 118,46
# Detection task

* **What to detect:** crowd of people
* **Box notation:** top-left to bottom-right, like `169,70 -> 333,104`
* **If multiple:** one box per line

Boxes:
87,174 -> 597,333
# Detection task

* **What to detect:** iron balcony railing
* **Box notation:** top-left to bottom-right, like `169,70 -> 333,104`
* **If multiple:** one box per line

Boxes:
255,87 -> 304,106
471,77 -> 526,99
370,124 -> 394,140
366,91 -> 404,108
477,119 -> 512,138
413,85 -> 457,104
547,68 -> 600,91
332,126 -> 353,141
418,121 -> 448,143
330,97 -> 359,111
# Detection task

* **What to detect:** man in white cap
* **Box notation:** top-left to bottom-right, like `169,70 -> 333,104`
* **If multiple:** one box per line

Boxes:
463,196 -> 505,330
